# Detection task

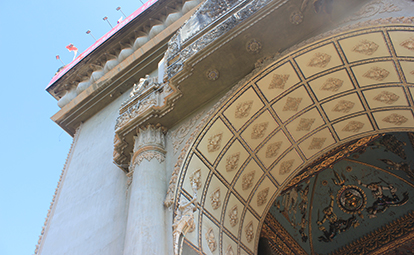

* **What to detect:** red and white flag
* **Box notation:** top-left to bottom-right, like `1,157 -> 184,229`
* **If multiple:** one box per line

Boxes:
66,43 -> 78,60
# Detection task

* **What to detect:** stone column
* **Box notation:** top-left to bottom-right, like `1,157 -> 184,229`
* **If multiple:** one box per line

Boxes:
123,124 -> 167,255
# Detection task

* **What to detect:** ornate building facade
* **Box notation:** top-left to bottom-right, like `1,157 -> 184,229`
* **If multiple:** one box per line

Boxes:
38,0 -> 414,254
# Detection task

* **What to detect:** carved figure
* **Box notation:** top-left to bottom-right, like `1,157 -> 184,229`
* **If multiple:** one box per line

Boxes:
130,75 -> 150,97
172,182 -> 197,255
358,178 -> 408,218
316,191 -> 359,242
379,158 -> 414,181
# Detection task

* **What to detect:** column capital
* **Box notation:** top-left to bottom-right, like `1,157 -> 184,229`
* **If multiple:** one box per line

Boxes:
129,124 -> 167,171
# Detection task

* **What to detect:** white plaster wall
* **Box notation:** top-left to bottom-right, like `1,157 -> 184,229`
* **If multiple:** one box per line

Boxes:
40,92 -> 130,255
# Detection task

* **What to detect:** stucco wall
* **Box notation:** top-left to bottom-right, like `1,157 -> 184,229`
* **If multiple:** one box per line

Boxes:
40,92 -> 130,255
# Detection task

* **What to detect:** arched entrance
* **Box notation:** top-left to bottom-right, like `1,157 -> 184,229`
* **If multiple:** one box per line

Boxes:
171,24 -> 414,254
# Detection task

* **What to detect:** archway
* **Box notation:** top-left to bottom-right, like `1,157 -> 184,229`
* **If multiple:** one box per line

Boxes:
172,24 -> 414,254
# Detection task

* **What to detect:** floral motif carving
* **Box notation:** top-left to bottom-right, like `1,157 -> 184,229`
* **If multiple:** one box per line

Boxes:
308,137 -> 327,150
245,221 -> 254,243
226,245 -> 235,255
363,67 -> 390,81
321,78 -> 343,92
226,152 -> 240,172
235,100 -> 253,119
171,111 -> 204,154
266,141 -> 283,158
206,69 -> 220,80
251,122 -> 269,139
130,151 -> 166,170
308,52 -> 331,68
296,118 -> 316,131
246,39 -> 262,54
332,100 -> 355,113
207,133 -> 223,153
341,0 -> 402,23
373,91 -> 399,105
190,169 -> 202,190
210,187 -> 221,210
352,40 -> 379,55
206,228 -> 217,252
283,97 -> 303,111
400,37 -> 414,51
342,121 -> 365,132
279,159 -> 295,175
257,187 -> 270,206
242,170 -> 255,190
228,205 -> 239,227
383,113 -> 408,126
269,74 -> 290,89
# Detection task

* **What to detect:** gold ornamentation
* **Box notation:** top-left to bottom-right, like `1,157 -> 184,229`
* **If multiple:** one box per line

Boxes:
257,187 -> 270,207
210,187 -> 221,210
269,74 -> 290,89
283,97 -> 302,111
321,77 -> 343,92
245,221 -> 254,243
235,100 -> 253,119
228,205 -> 239,227
382,113 -> 408,126
373,91 -> 399,105
296,118 -> 316,131
400,37 -> 414,51
226,152 -> 240,172
331,211 -> 414,255
226,245 -> 235,255
242,170 -> 255,190
342,121 -> 365,132
279,159 -> 295,175
308,137 -> 327,150
189,169 -> 202,190
352,40 -> 379,55
207,133 -> 223,152
285,135 -> 380,190
206,228 -> 217,252
308,52 -> 331,68
363,67 -> 390,81
251,122 -> 269,139
332,100 -> 355,113
266,141 -> 283,158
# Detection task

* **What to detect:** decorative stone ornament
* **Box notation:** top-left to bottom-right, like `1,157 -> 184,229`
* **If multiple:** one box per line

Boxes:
228,205 -> 239,227
190,169 -> 202,190
206,228 -> 217,252
210,187 -> 221,210
206,69 -> 219,80
246,39 -> 262,54
245,221 -> 254,243
290,11 -> 304,25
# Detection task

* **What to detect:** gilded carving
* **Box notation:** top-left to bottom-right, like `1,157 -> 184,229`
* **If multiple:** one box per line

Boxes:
269,74 -> 290,89
190,169 -> 202,190
242,170 -> 255,190
296,118 -> 315,131
226,152 -> 240,172
251,122 -> 269,139
206,228 -> 217,252
226,245 -> 235,255
266,141 -> 283,158
279,159 -> 295,175
283,97 -> 302,111
342,121 -> 365,132
210,187 -> 221,210
332,100 -> 355,113
308,137 -> 327,150
207,133 -> 223,153
382,113 -> 408,126
321,77 -> 343,92
308,52 -> 331,68
257,187 -> 270,207
400,37 -> 414,51
245,221 -> 254,243
363,67 -> 390,81
228,205 -> 239,227
352,40 -> 379,55
235,100 -> 253,119
373,91 -> 399,105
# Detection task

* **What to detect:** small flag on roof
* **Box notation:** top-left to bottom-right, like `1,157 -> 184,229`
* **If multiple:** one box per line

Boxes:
66,43 -> 78,60
117,16 -> 123,24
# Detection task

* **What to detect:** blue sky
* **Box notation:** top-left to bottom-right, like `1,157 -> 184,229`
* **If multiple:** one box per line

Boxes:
0,1 -> 143,254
